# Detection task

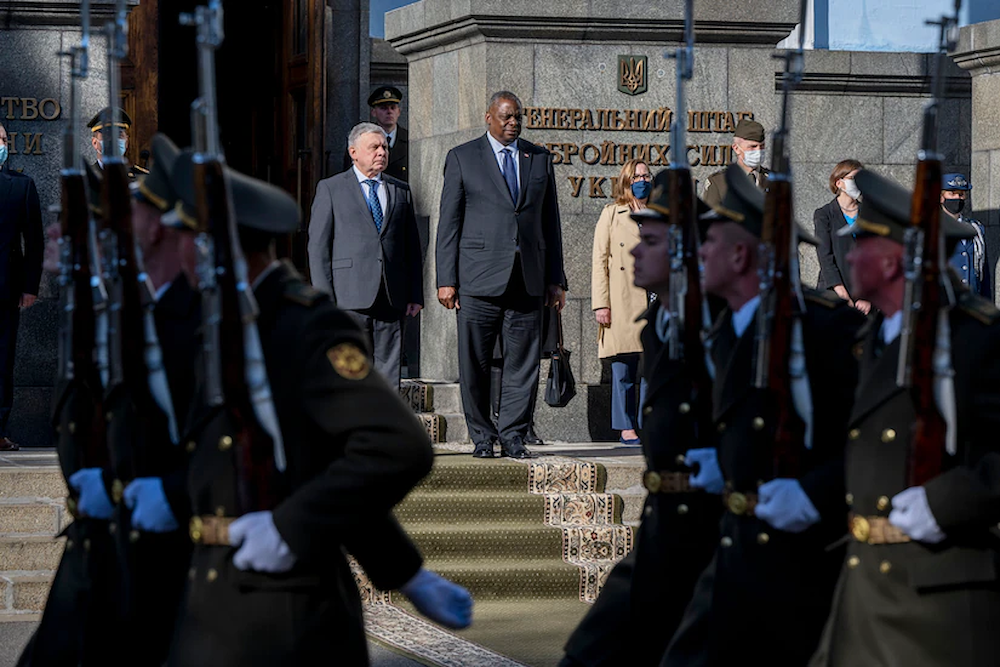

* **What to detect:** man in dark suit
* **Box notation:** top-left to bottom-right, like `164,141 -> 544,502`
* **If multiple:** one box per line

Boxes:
436,90 -> 566,460
810,170 -> 1000,667
0,122 -> 43,451
308,122 -> 423,388
342,86 -> 409,182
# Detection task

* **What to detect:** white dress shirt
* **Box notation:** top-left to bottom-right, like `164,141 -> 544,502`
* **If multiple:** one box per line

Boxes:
486,131 -> 520,185
732,294 -> 761,339
353,165 -> 387,216
154,280 -> 172,303
386,127 -> 398,149
880,310 -> 903,345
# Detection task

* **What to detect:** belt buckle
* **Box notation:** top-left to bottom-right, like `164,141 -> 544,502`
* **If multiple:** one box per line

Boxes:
851,515 -> 870,543
644,471 -> 662,494
727,492 -> 748,515
189,516 -> 204,544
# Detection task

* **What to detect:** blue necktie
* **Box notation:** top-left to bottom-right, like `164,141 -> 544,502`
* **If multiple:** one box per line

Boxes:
363,179 -> 383,232
502,148 -> 518,204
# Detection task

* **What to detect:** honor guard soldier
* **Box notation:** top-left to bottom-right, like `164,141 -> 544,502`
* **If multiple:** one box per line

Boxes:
662,165 -> 865,666
941,172 -> 990,298
810,170 -> 1000,667
87,106 -> 148,181
701,118 -> 769,209
343,85 -> 409,182
167,158 -> 471,667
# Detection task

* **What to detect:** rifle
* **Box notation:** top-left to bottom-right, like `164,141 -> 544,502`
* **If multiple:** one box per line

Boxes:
753,0 -> 809,479
181,1 -> 285,513
100,0 -> 178,486
898,1 -> 961,486
55,0 -> 108,482
664,0 -> 711,391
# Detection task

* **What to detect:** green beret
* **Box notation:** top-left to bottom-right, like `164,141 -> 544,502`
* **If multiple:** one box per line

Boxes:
734,118 -> 765,142
839,170 -> 975,244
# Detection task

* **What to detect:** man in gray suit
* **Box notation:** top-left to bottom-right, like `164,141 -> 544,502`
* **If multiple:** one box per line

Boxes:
437,91 -> 566,460
308,122 -> 423,387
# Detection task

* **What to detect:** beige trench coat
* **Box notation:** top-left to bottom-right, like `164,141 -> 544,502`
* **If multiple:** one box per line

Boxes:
591,203 -> 647,358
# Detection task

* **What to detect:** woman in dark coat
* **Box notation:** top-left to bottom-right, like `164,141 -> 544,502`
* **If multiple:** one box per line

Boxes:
814,159 -> 871,315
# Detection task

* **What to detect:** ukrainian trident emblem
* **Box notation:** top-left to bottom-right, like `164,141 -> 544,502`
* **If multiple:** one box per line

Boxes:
618,55 -> 648,96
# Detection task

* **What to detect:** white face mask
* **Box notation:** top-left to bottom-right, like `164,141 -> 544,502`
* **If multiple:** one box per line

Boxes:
841,178 -> 861,200
741,148 -> 763,169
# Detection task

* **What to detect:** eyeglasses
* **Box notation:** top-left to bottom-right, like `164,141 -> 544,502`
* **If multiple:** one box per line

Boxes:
495,113 -> 522,124
632,174 -> 652,181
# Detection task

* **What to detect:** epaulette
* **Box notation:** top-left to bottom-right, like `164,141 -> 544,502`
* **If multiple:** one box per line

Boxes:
804,288 -> 843,309
283,280 -> 324,307
131,165 -> 150,175
957,290 -> 1000,325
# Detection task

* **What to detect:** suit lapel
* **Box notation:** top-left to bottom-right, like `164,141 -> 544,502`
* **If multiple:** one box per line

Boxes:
516,140 -> 530,210
344,171 -> 378,233
380,180 -> 396,237
712,312 -> 754,421
481,135 -> 515,208
0,169 -> 13,208
850,327 -> 905,425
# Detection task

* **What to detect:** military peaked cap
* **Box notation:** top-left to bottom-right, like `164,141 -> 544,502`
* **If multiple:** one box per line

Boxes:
87,107 -> 132,133
942,172 -> 971,191
368,86 -> 402,107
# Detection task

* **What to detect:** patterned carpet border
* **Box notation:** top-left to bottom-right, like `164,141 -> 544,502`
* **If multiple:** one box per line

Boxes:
527,459 -> 600,495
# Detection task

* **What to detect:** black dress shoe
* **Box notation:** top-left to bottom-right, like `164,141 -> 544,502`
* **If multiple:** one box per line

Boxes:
501,440 -> 532,459
524,427 -> 545,446
472,442 -> 496,459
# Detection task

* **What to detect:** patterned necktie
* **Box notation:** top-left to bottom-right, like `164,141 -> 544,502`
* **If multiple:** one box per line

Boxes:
363,179 -> 383,232
502,148 -> 519,204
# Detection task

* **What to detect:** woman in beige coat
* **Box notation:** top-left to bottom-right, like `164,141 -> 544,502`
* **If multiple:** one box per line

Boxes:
591,159 -> 651,445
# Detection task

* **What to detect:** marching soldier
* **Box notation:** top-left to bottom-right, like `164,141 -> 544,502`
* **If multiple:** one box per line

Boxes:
559,175 -> 725,667
941,172 -> 990,298
701,118 -> 768,209
166,158 -> 471,667
662,165 -> 865,665
810,170 -> 1000,666
87,106 -> 148,181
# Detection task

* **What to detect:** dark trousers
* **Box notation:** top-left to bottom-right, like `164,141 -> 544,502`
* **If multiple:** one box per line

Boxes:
0,299 -> 20,436
610,354 -> 646,431
346,285 -> 403,389
458,260 -> 542,446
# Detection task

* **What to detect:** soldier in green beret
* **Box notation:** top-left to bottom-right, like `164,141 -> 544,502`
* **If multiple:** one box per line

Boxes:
701,118 -> 768,209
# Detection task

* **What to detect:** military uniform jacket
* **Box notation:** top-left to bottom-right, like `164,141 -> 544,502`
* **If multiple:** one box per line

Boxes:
811,291 -> 1000,667
663,290 -> 863,666
169,262 -> 434,667
701,164 -> 769,210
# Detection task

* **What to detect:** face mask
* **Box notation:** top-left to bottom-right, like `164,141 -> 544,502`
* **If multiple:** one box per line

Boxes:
0,145 -> 7,167
943,198 -> 965,216
741,148 -> 763,169
631,180 -> 652,199
841,178 -> 861,200
118,138 -> 128,157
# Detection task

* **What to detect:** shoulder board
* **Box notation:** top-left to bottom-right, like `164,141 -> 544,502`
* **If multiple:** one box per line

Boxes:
132,165 -> 150,175
804,288 -> 843,309
283,281 -> 324,307
957,290 -> 1000,325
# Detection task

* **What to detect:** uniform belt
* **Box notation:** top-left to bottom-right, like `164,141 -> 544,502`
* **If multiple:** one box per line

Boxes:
643,471 -> 695,494
189,516 -> 235,546
849,513 -> 911,545
723,491 -> 758,516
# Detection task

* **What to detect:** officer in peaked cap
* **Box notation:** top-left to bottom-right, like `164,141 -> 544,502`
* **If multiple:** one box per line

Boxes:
812,169 -> 1000,666
88,106 -> 148,181
701,118 -> 769,209
342,85 -> 409,181
939,172 -> 990,298
661,163 -> 864,666
166,159 -> 472,667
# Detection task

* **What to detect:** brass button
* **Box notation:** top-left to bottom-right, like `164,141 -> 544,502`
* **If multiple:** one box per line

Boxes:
206,568 -> 218,583
215,506 -> 226,517
677,504 -> 689,515
847,555 -> 860,569
675,454 -> 686,467
644,471 -> 662,493
186,440 -> 196,453
851,515 -> 870,543
720,536 -> 733,548
643,406 -> 653,416
845,493 -> 854,505
129,530 -> 140,543
68,421 -> 76,434
752,417 -> 765,431
876,496 -> 890,511
112,479 -> 124,504
881,429 -> 896,443
848,428 -> 860,441
679,402 -> 691,414
190,516 -> 204,543
879,560 -> 892,574
727,492 -> 748,515
219,435 -> 233,451
717,422 -> 726,433
757,532 -> 770,545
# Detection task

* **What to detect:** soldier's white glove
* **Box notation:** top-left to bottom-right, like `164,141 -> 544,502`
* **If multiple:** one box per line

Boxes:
686,448 -> 725,494
755,479 -> 820,533
229,510 -> 297,573
889,486 -> 946,544
68,468 -> 115,520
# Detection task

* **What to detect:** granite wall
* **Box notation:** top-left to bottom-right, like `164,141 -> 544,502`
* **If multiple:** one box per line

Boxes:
1,1 -> 127,447
387,0 -> 972,441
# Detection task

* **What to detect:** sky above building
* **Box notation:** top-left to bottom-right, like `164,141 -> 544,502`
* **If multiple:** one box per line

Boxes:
371,0 -> 418,38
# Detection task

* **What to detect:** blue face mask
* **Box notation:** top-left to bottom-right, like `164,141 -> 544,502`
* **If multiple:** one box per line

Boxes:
118,138 -> 128,157
631,180 -> 652,199
0,145 -> 7,166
